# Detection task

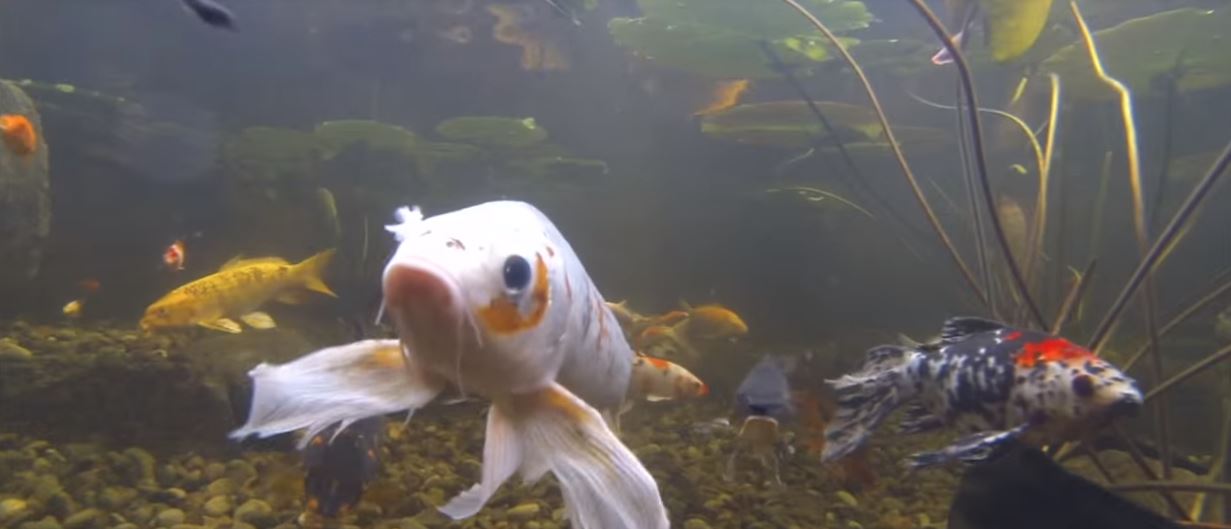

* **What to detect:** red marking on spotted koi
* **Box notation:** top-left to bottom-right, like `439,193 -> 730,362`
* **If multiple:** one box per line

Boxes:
1014,338 -> 1094,368
1003,331 -> 1022,341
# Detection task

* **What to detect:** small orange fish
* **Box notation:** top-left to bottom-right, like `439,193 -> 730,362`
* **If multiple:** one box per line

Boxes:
163,240 -> 186,271
78,278 -> 102,295
635,323 -> 698,361
680,301 -> 748,340
647,310 -> 689,327
693,79 -> 751,117
791,390 -> 828,457
629,355 -> 708,401
0,114 -> 38,156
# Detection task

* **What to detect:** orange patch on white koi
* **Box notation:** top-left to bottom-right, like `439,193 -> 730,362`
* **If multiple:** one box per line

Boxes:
477,253 -> 550,334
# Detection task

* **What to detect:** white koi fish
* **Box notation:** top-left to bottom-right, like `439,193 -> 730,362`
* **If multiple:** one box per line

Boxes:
231,201 -> 669,529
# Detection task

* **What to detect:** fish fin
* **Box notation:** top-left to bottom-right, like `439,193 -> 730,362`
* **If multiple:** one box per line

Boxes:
274,290 -> 313,305
898,403 -> 944,434
931,1 -> 977,65
229,339 -> 444,447
897,333 -> 924,348
822,345 -> 914,463
294,249 -> 338,298
905,425 -> 1028,469
443,383 -> 669,529
240,311 -> 277,329
940,317 -> 1008,344
439,403 -> 525,520
219,255 -> 289,271
199,318 -> 243,334
930,29 -> 965,65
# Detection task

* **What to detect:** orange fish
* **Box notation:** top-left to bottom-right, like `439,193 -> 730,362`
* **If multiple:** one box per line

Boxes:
680,301 -> 748,340
629,355 -> 708,401
78,278 -> 102,295
163,240 -> 186,271
647,310 -> 688,327
693,79 -> 751,117
63,299 -> 84,319
635,323 -> 698,361
791,390 -> 829,457
0,114 -> 38,156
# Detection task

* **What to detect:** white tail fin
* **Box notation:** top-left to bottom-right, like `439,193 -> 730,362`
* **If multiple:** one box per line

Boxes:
441,383 -> 669,529
229,339 -> 445,447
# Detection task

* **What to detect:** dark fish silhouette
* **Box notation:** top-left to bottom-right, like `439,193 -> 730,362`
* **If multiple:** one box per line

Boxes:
302,416 -> 384,518
949,440 -> 1181,529
735,355 -> 794,419
181,0 -> 236,30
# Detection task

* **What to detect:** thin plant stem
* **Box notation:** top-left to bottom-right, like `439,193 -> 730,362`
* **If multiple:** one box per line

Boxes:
1144,343 -> 1231,403
776,0 -> 991,310
904,0 -> 1047,330
1112,423 -> 1191,519
1122,271 -> 1231,372
1067,1 -> 1173,478
1108,482 -> 1231,495
1027,74 -> 1061,291
1052,260 -> 1096,335
952,84 -> 997,318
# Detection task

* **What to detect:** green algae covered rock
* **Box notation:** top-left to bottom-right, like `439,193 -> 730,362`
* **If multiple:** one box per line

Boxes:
434,116 -> 548,149
0,80 -> 51,288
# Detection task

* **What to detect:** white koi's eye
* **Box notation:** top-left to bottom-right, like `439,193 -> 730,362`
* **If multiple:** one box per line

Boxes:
502,255 -> 533,292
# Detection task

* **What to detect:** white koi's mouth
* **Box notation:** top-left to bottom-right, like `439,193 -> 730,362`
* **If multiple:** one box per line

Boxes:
383,260 -> 468,358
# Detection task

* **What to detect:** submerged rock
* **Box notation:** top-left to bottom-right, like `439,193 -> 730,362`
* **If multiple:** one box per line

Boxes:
0,80 -> 51,290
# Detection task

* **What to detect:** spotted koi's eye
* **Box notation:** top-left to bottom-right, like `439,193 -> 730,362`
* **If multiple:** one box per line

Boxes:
1072,374 -> 1095,398
502,255 -> 532,291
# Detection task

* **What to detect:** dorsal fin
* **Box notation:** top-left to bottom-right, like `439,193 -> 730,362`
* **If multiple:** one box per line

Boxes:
220,255 -> 290,271
940,317 -> 1008,344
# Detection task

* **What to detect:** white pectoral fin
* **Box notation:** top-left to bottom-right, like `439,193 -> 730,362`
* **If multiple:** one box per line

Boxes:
439,404 -> 525,520
229,339 -> 444,446
521,383 -> 669,529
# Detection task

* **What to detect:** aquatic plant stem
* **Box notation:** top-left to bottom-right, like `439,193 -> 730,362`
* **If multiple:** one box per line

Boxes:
1122,270 -> 1231,372
904,0 -> 1047,331
775,0 -> 991,310
1144,343 -> 1231,403
1066,1 -> 1173,479
1111,423 -> 1191,519
1108,482 -> 1231,495
1051,260 -> 1096,335
952,84 -> 996,319
1087,139 -> 1231,352
1026,75 -> 1061,292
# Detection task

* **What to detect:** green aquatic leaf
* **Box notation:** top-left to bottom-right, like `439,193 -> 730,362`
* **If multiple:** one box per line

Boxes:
222,127 -> 325,183
609,18 -> 859,79
978,0 -> 1055,62
1040,7 -> 1231,101
635,0 -> 873,39
314,120 -> 419,160
699,100 -> 880,148
434,116 -> 548,148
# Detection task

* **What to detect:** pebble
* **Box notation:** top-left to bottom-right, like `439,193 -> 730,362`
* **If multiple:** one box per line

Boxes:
156,508 -> 186,527
234,499 -> 273,526
203,495 -> 231,517
17,516 -> 61,529
836,490 -> 859,508
206,478 -> 236,496
0,338 -> 33,360
506,503 -> 540,521
683,519 -> 712,529
62,508 -> 104,529
0,498 -> 28,523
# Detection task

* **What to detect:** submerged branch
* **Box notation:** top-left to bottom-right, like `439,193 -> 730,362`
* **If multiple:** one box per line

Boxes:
904,0 -> 1047,330
776,0 -> 991,309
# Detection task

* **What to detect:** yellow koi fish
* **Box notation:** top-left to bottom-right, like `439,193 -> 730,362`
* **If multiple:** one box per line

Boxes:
140,249 -> 337,334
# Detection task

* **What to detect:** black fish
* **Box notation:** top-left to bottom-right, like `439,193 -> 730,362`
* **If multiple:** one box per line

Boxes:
181,0 -> 236,30
302,416 -> 385,518
949,440 -> 1181,529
